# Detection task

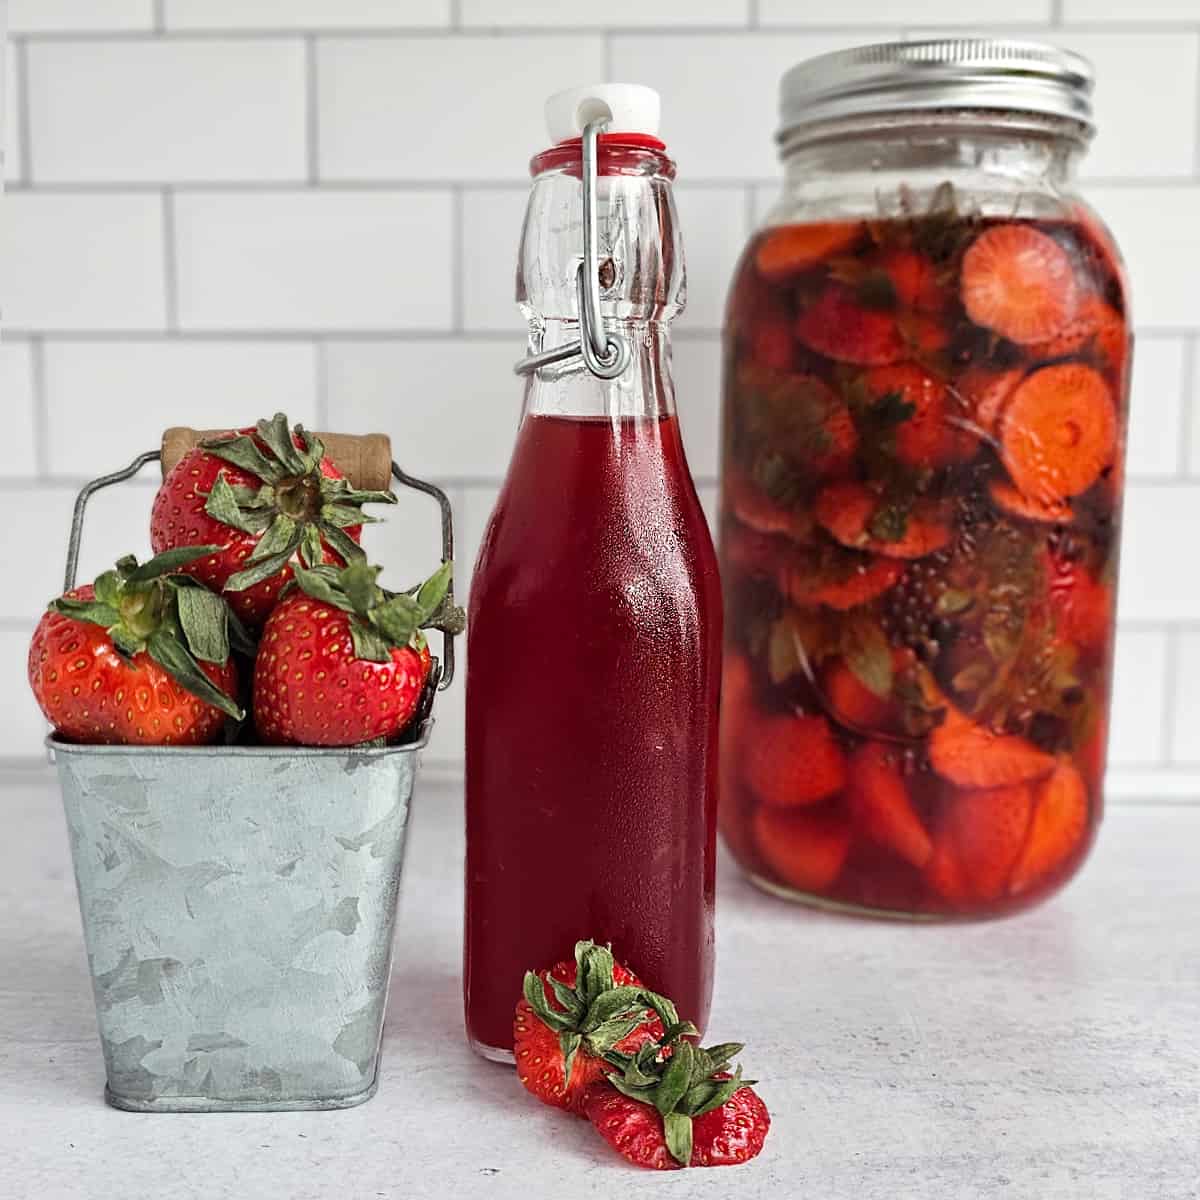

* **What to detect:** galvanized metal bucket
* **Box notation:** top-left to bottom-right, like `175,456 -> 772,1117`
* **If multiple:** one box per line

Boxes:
49,433 -> 456,1112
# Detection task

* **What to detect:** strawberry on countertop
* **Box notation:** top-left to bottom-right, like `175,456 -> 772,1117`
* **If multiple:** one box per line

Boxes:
584,1037 -> 770,1169
28,547 -> 250,745
514,940 -> 668,1116
513,940 -> 771,1170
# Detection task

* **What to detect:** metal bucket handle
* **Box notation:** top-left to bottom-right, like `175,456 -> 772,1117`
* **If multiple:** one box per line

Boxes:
63,448 -> 457,691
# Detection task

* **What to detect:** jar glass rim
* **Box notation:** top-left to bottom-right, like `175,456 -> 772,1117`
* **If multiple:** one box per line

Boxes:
777,107 -> 1094,160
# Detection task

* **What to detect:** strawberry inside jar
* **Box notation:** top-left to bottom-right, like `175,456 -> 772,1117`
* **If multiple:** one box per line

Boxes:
717,40 -> 1130,918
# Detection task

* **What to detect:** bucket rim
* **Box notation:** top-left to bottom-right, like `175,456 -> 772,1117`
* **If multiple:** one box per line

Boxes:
45,719 -> 432,759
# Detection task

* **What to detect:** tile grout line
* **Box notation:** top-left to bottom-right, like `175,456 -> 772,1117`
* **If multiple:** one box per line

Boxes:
2,326 -> 1196,345
29,336 -> 50,479
161,189 -> 179,331
152,0 -> 165,34
1177,336 -> 1197,475
1050,0 -> 1063,27
449,0 -> 462,31
15,37 -> 32,184
305,34 -> 320,186
748,0 -> 760,29
20,24 -> 1178,43
2,177 -> 1198,194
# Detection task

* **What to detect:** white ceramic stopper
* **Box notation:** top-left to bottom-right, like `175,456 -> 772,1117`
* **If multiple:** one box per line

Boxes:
544,83 -> 662,143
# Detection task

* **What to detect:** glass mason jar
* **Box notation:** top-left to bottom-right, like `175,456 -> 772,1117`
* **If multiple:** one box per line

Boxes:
718,41 -> 1131,919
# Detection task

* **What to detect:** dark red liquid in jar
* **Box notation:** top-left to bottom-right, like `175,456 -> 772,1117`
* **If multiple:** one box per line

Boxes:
465,412 -> 722,1051
719,209 -> 1130,918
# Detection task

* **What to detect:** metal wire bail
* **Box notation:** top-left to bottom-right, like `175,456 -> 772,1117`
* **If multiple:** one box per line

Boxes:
514,117 -> 631,381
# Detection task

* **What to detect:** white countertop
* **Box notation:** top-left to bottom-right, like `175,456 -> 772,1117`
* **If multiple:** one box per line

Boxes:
2,767 -> 1197,1199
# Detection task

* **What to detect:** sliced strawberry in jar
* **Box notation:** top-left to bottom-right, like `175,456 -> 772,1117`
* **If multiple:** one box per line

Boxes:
752,804 -> 853,893
950,366 -> 1023,440
754,221 -> 862,281
1009,760 -> 1090,896
750,316 -> 796,372
846,743 -> 933,868
1000,364 -> 1116,504
795,283 -> 906,366
988,479 -> 1075,525
925,831 -> 972,907
823,657 -> 898,733
723,467 -> 814,544
947,783 -> 1035,901
735,367 -> 860,481
929,708 -> 1056,788
961,223 -> 1080,345
879,247 -> 949,315
741,711 -> 847,809
864,363 -> 977,468
1028,294 -> 1129,375
724,526 -> 904,611
788,550 -> 907,611
814,481 -> 953,560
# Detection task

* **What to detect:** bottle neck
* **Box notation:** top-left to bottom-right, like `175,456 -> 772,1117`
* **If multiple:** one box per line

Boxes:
517,140 -> 683,421
522,321 -> 675,421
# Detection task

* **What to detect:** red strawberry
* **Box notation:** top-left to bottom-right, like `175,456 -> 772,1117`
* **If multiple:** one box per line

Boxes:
741,711 -> 846,808
253,559 -> 460,747
28,548 -> 246,745
879,247 -> 948,315
795,283 -> 906,366
924,832 -> 972,907
952,366 -> 1023,438
864,363 -> 977,468
584,1039 -> 770,1169
846,743 -> 933,868
514,940 -> 667,1116
1009,760 -> 1090,896
814,481 -> 953,560
150,413 -> 396,628
947,783 -> 1034,901
752,804 -> 852,892
750,317 -> 795,372
929,707 -> 1055,788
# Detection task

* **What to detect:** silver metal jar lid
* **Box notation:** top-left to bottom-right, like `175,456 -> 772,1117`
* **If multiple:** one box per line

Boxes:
778,39 -> 1095,146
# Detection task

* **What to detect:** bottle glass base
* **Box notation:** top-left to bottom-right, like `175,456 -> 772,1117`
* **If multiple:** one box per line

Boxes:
469,1036 -> 516,1066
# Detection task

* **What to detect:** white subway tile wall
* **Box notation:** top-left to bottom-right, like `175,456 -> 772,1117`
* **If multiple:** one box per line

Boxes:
27,39 -> 308,184
4,40 -> 21,185
1,7 -> 1198,796
0,340 -> 36,477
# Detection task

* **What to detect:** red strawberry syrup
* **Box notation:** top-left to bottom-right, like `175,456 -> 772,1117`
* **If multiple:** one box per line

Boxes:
465,412 -> 721,1055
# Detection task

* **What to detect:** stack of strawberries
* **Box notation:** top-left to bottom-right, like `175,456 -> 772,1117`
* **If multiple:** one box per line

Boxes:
28,414 -> 462,750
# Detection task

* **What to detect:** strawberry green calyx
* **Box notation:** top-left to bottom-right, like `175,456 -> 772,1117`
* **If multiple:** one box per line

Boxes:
603,1038 -> 757,1168
290,558 -> 465,664
200,413 -> 397,594
49,548 -> 253,720
522,940 -> 683,1085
